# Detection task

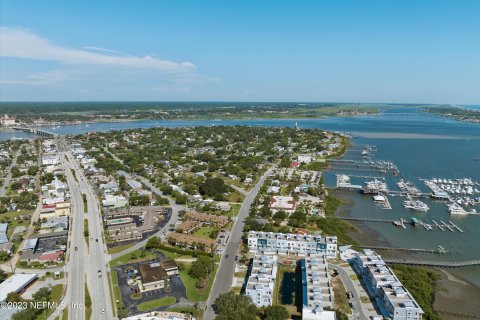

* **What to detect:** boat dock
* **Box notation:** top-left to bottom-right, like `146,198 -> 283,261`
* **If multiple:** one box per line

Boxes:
356,245 -> 448,254
440,220 -> 455,232
432,220 -> 445,231
329,159 -> 400,176
339,216 -> 466,233
449,220 -> 464,233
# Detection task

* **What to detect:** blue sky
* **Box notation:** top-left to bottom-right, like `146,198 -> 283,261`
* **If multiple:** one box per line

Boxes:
0,0 -> 479,103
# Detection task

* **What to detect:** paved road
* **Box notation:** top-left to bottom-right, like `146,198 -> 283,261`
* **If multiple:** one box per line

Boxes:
64,150 -> 114,320
203,166 -> 274,320
61,152 -> 86,320
0,149 -> 20,197
330,263 -> 372,320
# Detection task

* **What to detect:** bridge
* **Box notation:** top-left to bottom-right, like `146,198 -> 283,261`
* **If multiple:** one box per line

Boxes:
384,259 -> 480,268
13,127 -> 58,137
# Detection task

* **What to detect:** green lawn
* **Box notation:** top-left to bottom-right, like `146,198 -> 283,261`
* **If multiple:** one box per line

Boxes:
110,271 -> 124,310
159,249 -> 193,260
107,243 -> 134,254
192,226 -> 216,239
109,249 -> 156,267
179,262 -> 217,302
230,204 -> 241,217
137,296 -> 177,311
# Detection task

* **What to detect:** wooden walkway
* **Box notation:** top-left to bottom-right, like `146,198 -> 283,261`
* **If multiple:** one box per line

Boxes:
384,259 -> 480,268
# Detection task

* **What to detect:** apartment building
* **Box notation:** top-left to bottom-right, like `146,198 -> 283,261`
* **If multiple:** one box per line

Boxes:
248,231 -> 337,258
301,254 -> 335,320
353,249 -> 423,320
245,254 -> 277,307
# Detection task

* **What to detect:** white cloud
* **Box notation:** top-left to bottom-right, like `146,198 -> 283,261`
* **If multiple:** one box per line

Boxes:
0,26 -> 195,72
82,46 -> 117,53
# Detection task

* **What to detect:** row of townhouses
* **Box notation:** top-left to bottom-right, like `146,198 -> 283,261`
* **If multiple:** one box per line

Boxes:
247,231 -> 337,258
353,249 -> 424,320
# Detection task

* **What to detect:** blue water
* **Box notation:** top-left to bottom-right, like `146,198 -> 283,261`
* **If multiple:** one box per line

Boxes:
2,107 -> 480,286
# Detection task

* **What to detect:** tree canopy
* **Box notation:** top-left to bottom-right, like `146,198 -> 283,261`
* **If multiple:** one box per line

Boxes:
214,292 -> 258,320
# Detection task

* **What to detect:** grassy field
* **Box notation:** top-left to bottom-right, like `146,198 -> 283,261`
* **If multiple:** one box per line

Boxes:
332,275 -> 351,315
159,248 -> 193,260
107,243 -> 134,254
192,226 -> 216,239
109,249 -> 156,267
137,296 -> 177,311
110,271 -> 124,310
179,262 -> 217,302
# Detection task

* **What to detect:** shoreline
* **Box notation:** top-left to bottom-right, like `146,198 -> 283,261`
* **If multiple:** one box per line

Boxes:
331,190 -> 480,317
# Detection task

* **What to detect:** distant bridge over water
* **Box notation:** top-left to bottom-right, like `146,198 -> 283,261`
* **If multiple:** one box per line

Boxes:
13,127 -> 58,137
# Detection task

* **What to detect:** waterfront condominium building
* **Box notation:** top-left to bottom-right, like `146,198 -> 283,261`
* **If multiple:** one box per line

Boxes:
247,231 -> 337,258
245,254 -> 277,307
353,249 -> 424,320
301,254 -> 336,320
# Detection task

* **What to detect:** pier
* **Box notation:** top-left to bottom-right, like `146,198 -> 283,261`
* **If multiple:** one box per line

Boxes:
328,158 -> 400,175
339,216 -> 466,233
432,220 -> 445,231
355,245 -> 448,254
12,126 -> 58,137
384,259 -> 480,268
449,220 -> 464,233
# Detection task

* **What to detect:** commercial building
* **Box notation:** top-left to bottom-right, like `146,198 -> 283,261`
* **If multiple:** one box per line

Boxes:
137,260 -> 178,292
102,194 -> 128,208
245,254 -> 277,307
42,155 -> 60,166
138,263 -> 167,292
301,255 -> 335,320
248,231 -> 337,258
0,114 -> 16,126
269,196 -> 296,213
0,273 -> 38,302
353,250 -> 423,320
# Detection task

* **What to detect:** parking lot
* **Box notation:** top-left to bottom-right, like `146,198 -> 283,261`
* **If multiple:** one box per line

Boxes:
112,251 -> 189,316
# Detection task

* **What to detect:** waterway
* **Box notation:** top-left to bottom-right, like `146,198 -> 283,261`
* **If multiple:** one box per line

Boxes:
2,107 -> 480,286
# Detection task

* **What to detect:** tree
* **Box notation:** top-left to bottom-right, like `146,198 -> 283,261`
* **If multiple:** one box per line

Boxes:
214,292 -> 258,320
175,194 -> 187,204
0,250 -> 10,262
145,236 -> 162,250
0,268 -> 8,282
6,291 -> 23,302
189,256 -> 214,281
12,308 -> 40,320
262,305 -> 289,320
199,177 -> 228,197
32,286 -> 51,302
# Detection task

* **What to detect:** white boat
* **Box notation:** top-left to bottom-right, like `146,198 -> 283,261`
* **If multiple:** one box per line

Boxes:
403,198 -> 430,212
448,202 -> 468,215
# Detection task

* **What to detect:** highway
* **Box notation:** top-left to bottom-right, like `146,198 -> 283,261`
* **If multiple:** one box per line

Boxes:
203,166 -> 274,320
60,138 -> 113,320
61,152 -> 86,320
